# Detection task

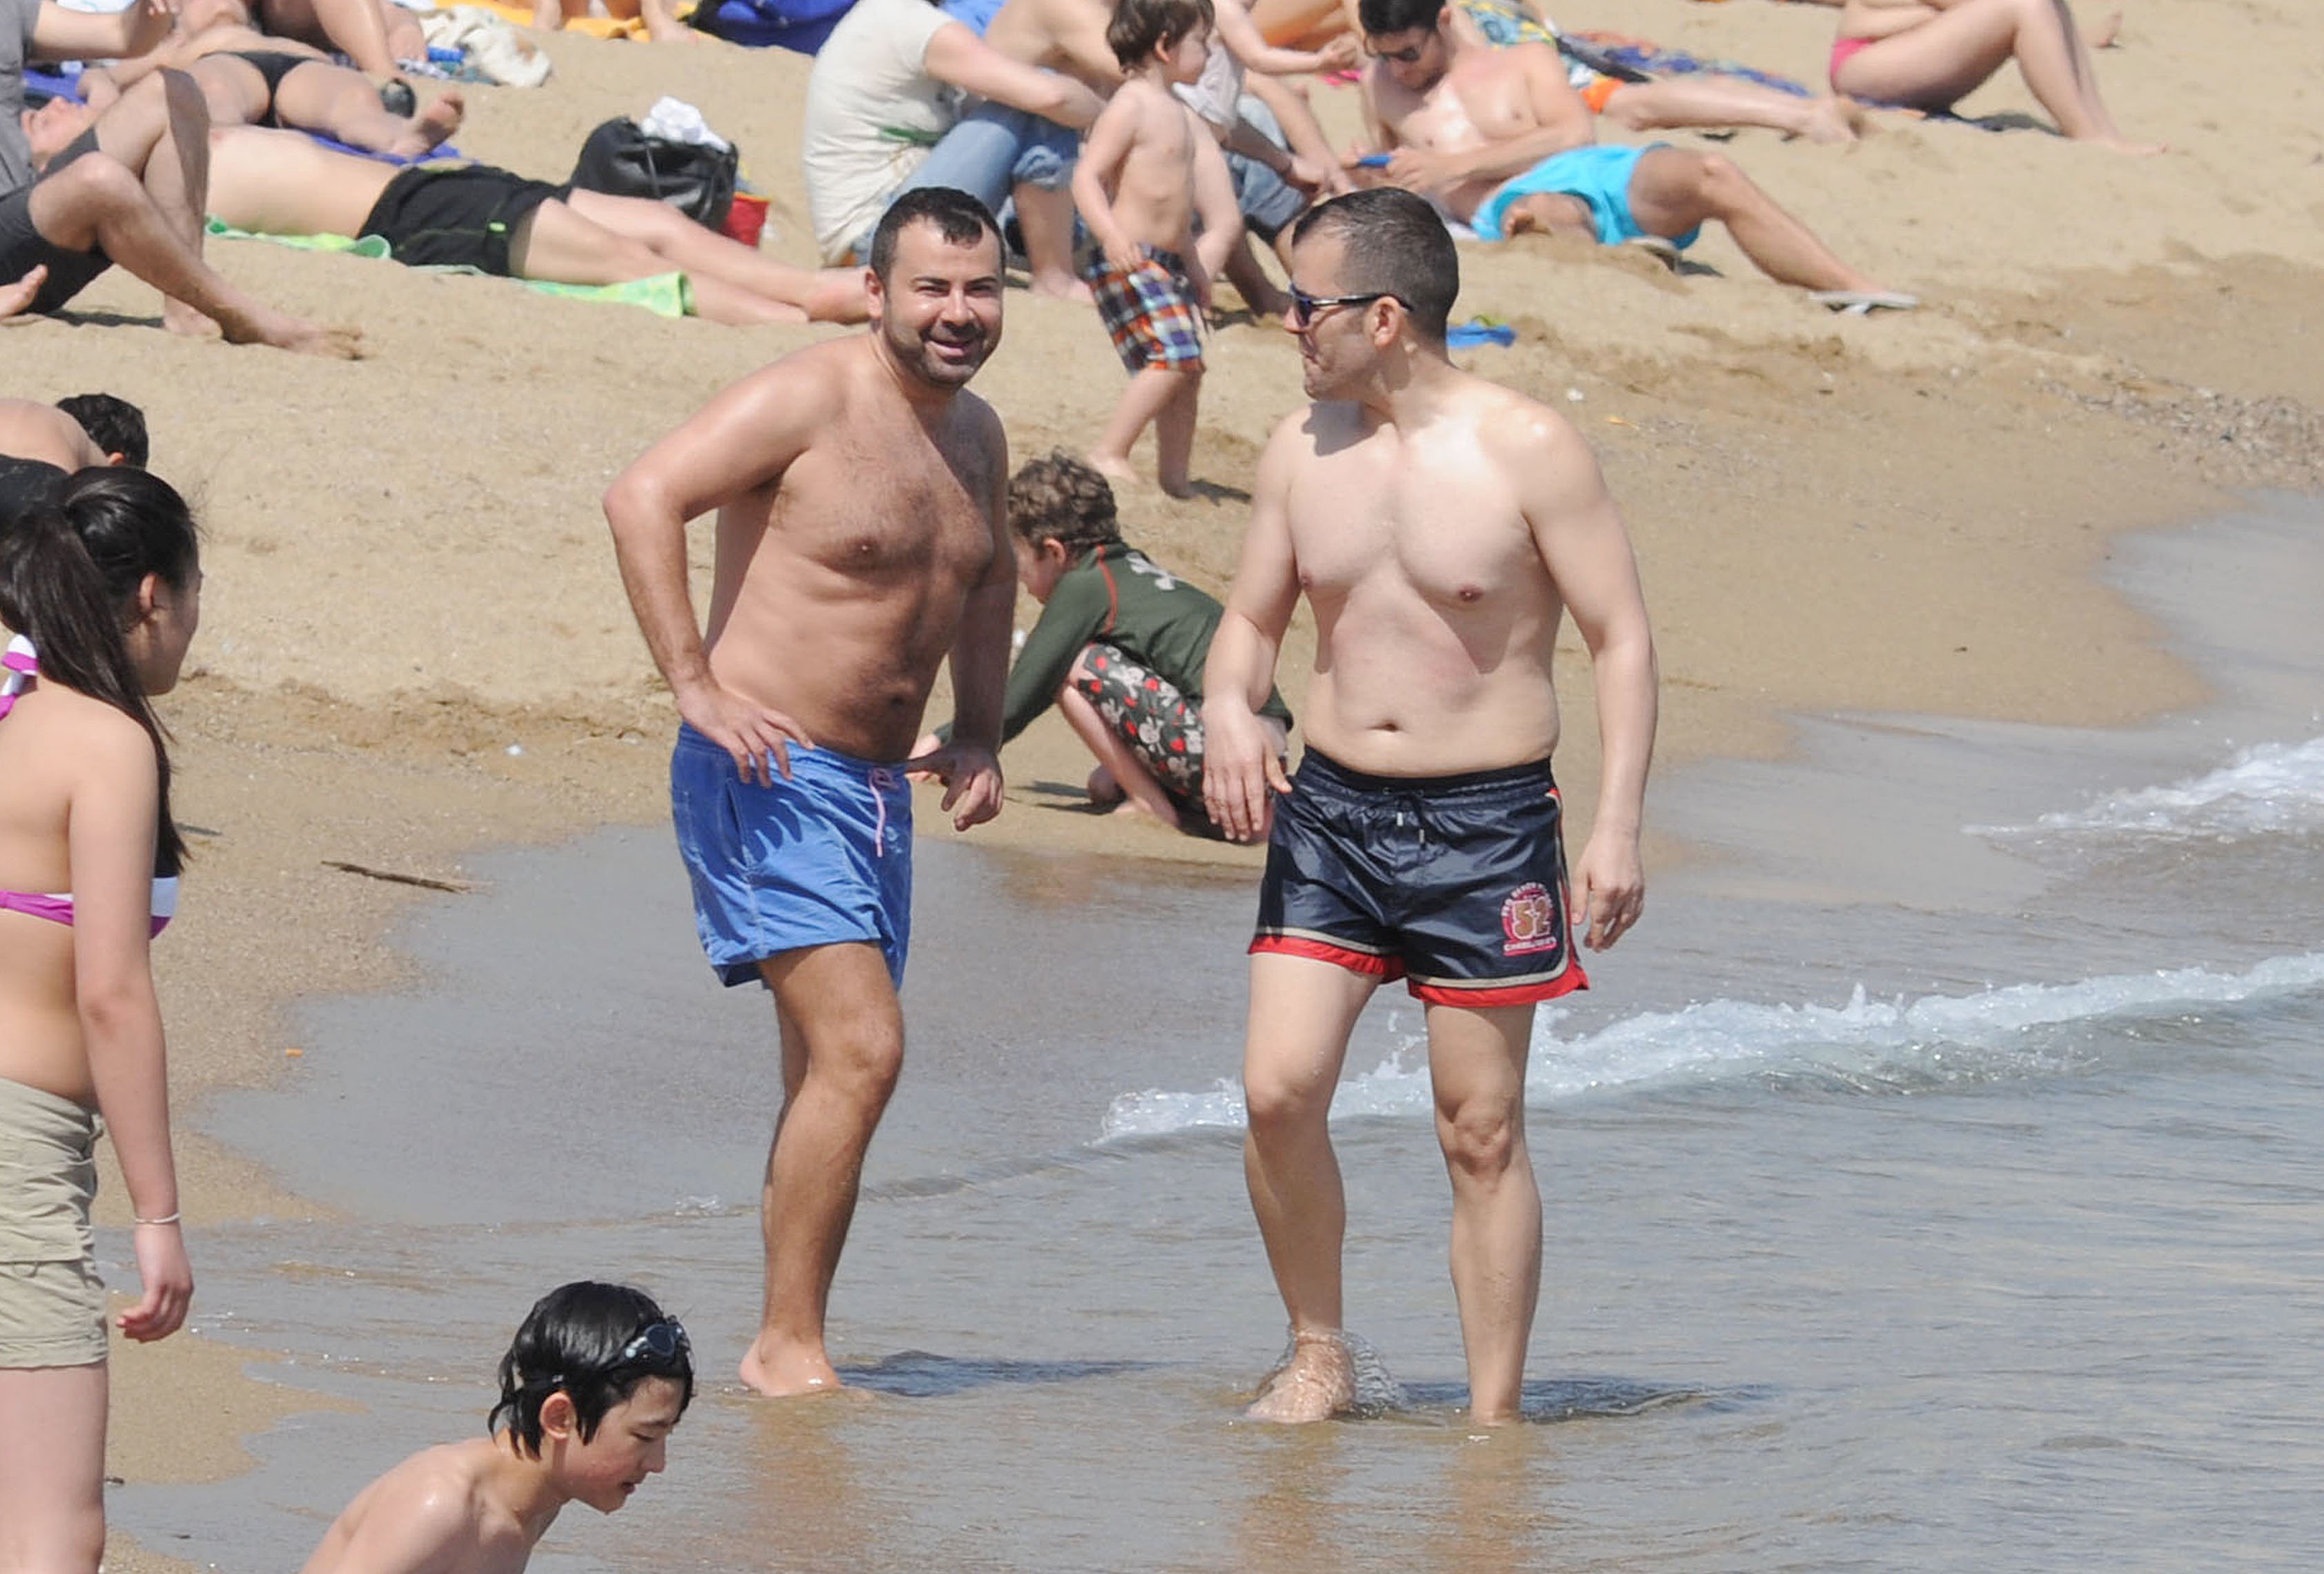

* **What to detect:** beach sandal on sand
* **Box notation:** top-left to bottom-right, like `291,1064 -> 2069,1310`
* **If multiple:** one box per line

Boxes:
1812,289 -> 1919,315
1625,234 -> 1682,269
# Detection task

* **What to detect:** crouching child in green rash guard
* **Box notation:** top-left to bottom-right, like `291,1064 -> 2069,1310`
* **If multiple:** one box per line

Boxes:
916,451 -> 1292,835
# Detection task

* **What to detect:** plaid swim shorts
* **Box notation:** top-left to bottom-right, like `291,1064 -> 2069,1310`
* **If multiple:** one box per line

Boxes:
1086,246 -> 1205,374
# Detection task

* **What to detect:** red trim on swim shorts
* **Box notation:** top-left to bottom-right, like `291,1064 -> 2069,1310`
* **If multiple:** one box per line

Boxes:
1251,934 -> 1406,980
1406,965 -> 1589,1008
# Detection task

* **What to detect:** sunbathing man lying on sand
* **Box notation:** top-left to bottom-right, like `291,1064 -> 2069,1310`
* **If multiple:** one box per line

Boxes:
77,20 -> 464,158
21,109 -> 869,324
1359,0 -> 1916,310
5,75 -> 361,351
1828,0 -> 2154,152
300,1283 -> 692,1574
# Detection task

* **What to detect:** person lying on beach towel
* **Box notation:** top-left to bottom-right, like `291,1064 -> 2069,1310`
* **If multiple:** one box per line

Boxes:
5,74 -> 361,351
168,0 -> 427,82
74,22 -> 465,158
23,106 -> 869,324
1357,0 -> 1916,309
1828,0 -> 2153,151
916,452 -> 1295,835
299,1285 -> 692,1574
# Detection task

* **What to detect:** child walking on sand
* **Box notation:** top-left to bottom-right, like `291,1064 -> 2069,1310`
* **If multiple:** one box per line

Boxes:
300,1282 -> 693,1574
916,452 -> 1291,834
1072,0 -> 1243,496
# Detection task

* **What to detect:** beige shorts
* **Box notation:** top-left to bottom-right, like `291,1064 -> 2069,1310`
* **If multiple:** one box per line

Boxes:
0,1076 -> 108,1368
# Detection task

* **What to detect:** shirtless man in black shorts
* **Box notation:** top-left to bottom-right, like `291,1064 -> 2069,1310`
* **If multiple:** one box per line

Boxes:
20,109 -> 868,324
1204,189 -> 1656,1424
3,75 -> 358,349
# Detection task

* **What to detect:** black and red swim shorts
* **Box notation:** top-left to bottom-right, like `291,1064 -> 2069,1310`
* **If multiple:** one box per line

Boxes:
1250,748 -> 1588,1007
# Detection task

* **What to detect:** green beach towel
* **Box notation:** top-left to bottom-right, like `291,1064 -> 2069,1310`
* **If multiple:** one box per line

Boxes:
204,217 -> 697,318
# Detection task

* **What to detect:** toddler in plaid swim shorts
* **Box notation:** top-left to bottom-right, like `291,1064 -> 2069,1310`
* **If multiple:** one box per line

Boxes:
1070,0 -> 1243,496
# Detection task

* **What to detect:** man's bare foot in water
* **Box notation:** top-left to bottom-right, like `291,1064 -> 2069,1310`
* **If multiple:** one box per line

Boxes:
1245,1332 -> 1356,1424
387,88 -> 465,157
740,1335 -> 846,1398
1028,266 -> 1094,304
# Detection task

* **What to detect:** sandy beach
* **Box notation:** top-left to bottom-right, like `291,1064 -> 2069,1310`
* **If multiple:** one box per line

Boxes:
2,0 -> 2321,1564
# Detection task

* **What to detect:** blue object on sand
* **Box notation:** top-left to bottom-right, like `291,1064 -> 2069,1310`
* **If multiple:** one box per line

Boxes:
1445,320 -> 1516,349
693,0 -> 860,53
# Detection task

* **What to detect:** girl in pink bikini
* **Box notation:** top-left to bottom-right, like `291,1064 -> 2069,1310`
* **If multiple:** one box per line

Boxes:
0,467 -> 202,1573
1829,0 -> 2156,153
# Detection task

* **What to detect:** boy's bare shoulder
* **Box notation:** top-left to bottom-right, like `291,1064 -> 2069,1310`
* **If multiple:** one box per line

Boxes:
306,1440 -> 519,1574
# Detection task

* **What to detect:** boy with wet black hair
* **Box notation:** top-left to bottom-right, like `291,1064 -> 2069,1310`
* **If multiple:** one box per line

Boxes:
300,1282 -> 693,1574
55,394 -> 146,468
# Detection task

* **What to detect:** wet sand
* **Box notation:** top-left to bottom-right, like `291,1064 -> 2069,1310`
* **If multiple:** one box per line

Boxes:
1,0 -> 2318,1563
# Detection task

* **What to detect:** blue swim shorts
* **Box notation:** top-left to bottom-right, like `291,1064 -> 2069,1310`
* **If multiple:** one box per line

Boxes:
1468,143 -> 1701,251
670,723 -> 913,988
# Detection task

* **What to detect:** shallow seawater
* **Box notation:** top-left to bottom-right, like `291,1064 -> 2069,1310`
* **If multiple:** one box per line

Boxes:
115,498 -> 2324,1572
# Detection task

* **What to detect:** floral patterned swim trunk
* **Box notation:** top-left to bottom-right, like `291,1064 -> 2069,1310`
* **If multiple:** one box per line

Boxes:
1070,643 -> 1206,808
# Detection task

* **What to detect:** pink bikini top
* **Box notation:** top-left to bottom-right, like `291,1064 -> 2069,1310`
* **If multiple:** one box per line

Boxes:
0,636 -> 177,937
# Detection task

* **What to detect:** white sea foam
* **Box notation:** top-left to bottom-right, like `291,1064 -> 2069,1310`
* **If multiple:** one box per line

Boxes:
1097,953 -> 2324,1140
1982,736 -> 2324,841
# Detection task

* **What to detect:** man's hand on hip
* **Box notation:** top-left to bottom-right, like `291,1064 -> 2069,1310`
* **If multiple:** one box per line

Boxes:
677,681 -> 815,786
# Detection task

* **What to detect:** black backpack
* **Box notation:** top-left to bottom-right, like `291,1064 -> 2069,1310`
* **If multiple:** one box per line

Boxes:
570,117 -> 739,229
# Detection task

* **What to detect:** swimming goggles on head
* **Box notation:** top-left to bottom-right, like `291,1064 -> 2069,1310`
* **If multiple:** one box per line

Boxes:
617,1319 -> 691,1366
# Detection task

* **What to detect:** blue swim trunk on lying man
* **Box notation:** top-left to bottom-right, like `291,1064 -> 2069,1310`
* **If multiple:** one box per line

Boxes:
670,723 -> 914,987
1468,142 -> 1701,251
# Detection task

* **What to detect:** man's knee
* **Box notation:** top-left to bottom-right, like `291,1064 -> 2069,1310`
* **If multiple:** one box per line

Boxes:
1246,1062 -> 1333,1138
797,1010 -> 904,1105
1435,1098 -> 1522,1181
32,155 -> 147,245
1689,152 -> 1754,210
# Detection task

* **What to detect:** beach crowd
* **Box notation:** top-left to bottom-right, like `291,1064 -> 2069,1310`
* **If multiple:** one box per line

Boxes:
3,0 -> 2151,1567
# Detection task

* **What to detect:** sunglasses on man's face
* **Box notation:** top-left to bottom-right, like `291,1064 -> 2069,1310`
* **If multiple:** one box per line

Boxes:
1288,287 -> 1408,327
617,1320 -> 692,1366
1366,32 -> 1433,64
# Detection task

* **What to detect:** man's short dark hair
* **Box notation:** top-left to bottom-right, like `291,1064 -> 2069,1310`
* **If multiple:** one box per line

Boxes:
490,1282 -> 695,1458
1291,188 -> 1460,344
1357,0 -> 1437,40
867,187 -> 1003,282
57,394 -> 148,468
1107,0 -> 1213,68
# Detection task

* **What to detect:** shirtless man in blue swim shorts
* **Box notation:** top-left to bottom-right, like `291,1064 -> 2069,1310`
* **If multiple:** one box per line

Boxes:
1203,188 -> 1657,1424
605,186 -> 1014,1398
1357,0 -> 1917,311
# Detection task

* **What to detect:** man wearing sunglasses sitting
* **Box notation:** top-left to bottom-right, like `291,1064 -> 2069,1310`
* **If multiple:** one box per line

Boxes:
1203,188 -> 1657,1424
1354,0 -> 1916,310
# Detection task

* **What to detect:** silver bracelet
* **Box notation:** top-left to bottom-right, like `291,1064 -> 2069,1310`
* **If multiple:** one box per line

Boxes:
132,1212 -> 182,1227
